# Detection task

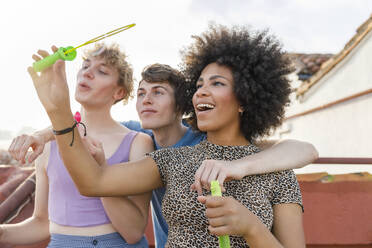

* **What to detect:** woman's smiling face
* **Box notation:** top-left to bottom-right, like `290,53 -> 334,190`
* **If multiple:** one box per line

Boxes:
192,62 -> 242,134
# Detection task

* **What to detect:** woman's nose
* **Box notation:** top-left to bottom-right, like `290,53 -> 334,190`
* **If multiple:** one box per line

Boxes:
195,85 -> 209,97
83,68 -> 94,79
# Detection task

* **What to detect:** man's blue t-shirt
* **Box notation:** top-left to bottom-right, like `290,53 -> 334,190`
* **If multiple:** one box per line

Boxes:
122,120 -> 205,248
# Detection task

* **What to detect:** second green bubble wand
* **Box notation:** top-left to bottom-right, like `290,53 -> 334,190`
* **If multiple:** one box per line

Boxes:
211,180 -> 231,248
32,24 -> 136,72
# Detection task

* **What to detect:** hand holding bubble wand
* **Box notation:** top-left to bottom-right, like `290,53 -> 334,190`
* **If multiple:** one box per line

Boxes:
32,24 -> 136,72
210,180 -> 231,248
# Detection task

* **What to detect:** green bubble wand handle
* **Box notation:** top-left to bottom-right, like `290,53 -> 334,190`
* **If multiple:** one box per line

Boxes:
32,23 -> 136,72
33,46 -> 77,72
210,180 -> 231,248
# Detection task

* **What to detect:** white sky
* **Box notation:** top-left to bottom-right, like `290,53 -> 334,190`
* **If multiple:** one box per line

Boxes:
1,0 -> 372,138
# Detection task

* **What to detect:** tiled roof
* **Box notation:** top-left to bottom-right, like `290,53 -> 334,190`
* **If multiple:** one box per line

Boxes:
296,14 -> 372,97
288,53 -> 333,81
0,149 -> 35,226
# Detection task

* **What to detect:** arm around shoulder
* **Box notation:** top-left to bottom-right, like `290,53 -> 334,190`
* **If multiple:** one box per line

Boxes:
255,139 -> 319,169
235,138 -> 319,176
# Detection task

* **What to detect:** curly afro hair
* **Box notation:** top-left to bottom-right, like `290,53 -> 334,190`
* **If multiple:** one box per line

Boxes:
180,24 -> 293,142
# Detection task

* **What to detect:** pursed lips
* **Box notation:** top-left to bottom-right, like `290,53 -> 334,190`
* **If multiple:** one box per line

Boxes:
78,82 -> 91,90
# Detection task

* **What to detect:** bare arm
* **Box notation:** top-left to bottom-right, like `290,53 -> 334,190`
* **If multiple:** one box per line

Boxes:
253,139 -> 318,171
100,133 -> 153,243
0,145 -> 50,244
192,139 -> 318,194
272,203 -> 306,248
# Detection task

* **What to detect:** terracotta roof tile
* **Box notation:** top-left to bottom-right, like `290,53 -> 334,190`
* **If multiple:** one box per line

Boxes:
0,166 -> 34,204
288,53 -> 333,80
296,14 -> 372,96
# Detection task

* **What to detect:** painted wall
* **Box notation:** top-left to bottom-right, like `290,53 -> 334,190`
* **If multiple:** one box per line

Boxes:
300,181 -> 372,246
280,31 -> 372,157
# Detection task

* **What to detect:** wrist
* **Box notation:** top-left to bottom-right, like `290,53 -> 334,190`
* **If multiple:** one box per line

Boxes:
34,129 -> 50,144
242,216 -> 267,243
229,159 -> 248,179
47,111 -> 75,131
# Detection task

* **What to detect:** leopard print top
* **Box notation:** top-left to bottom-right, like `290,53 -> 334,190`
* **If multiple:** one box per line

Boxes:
147,140 -> 303,248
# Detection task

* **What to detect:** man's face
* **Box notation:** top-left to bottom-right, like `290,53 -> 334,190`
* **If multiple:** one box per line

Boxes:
136,80 -> 179,130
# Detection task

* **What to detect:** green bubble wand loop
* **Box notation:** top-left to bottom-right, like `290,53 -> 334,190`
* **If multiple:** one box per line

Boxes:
32,23 -> 136,72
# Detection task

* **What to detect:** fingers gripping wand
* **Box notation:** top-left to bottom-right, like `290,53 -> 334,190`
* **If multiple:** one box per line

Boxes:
210,180 -> 231,248
32,24 -> 136,72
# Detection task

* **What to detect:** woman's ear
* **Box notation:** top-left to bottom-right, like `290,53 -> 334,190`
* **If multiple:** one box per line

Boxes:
238,106 -> 244,114
113,87 -> 126,102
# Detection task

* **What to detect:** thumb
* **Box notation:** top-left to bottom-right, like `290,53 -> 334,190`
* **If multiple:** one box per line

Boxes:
28,145 -> 44,163
28,66 -> 39,83
197,195 -> 207,204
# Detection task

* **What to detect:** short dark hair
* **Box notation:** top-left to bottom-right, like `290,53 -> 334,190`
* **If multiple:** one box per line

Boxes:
140,63 -> 187,114
181,24 -> 294,142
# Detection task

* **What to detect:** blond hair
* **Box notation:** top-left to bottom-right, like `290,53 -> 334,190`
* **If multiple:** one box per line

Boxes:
83,43 -> 133,105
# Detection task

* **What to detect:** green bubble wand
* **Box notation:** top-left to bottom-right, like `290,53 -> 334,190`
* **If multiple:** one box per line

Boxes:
32,23 -> 136,72
210,180 -> 231,248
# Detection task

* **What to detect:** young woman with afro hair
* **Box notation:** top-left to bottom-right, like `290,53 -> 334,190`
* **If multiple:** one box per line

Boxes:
29,24 -> 306,248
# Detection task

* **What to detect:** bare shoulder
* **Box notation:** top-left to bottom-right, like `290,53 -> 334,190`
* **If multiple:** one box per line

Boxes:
129,132 -> 154,161
132,132 -> 153,148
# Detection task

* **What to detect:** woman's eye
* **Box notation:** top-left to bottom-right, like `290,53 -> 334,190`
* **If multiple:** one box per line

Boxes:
99,70 -> 108,75
213,81 -> 224,86
196,84 -> 202,89
137,92 -> 145,97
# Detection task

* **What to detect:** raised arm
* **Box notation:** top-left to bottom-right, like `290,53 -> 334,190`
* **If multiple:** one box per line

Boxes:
192,139 -> 318,194
28,50 -> 162,198
0,144 -> 50,245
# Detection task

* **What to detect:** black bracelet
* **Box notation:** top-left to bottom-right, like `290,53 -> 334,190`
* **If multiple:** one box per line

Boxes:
53,121 -> 87,146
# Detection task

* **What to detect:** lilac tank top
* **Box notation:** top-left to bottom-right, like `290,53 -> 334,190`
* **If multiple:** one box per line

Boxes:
47,131 -> 138,227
